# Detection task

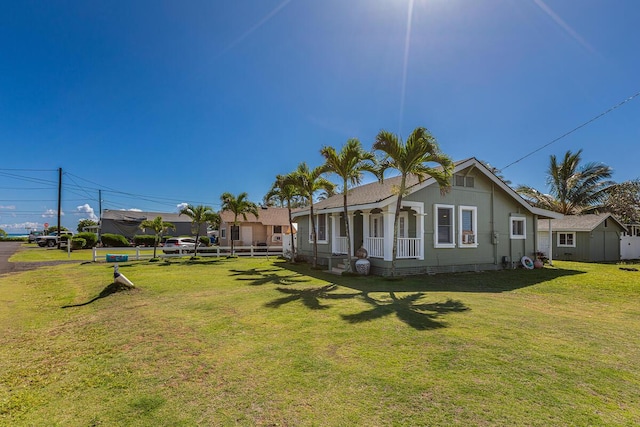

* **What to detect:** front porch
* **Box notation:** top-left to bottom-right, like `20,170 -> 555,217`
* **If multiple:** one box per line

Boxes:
329,201 -> 424,261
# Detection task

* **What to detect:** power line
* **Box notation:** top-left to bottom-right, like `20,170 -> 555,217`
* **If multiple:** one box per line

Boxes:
501,90 -> 640,171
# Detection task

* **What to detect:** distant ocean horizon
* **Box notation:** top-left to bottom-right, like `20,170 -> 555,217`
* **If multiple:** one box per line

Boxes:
5,233 -> 28,238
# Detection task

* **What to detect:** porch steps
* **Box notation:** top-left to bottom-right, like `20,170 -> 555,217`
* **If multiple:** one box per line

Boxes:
330,262 -> 348,275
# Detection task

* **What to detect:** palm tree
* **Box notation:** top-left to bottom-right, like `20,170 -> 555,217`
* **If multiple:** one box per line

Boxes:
516,150 -> 614,215
265,173 -> 303,262
290,162 -> 336,268
373,127 -> 454,277
178,204 -> 218,258
220,192 -> 259,255
139,216 -> 175,259
320,138 -> 377,272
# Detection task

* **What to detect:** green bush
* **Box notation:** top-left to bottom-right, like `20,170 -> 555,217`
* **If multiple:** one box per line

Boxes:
199,236 -> 211,247
101,233 -> 131,247
74,232 -> 98,248
71,238 -> 86,250
133,235 -> 158,247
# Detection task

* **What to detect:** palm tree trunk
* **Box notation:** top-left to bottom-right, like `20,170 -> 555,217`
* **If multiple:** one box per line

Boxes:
287,201 -> 295,263
390,178 -> 406,277
343,189 -> 352,273
310,204 -> 317,268
153,235 -> 158,259
194,229 -> 200,258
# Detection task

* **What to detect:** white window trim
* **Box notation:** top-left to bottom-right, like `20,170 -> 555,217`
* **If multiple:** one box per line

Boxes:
434,204 -> 456,248
309,214 -> 328,244
510,216 -> 526,240
458,205 -> 478,248
557,232 -> 576,248
370,213 -> 384,238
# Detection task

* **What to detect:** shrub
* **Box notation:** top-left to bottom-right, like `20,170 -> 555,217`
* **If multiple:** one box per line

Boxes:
101,233 -> 130,247
74,232 -> 98,248
199,236 -> 211,247
71,238 -> 86,250
133,235 -> 158,247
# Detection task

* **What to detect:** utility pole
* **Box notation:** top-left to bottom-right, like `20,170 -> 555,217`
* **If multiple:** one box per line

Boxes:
57,167 -> 62,249
98,189 -> 102,243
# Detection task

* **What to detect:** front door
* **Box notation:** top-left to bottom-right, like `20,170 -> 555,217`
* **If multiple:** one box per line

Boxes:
241,226 -> 253,246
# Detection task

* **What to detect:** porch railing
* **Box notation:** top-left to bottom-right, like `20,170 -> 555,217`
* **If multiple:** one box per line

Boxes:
397,238 -> 421,259
334,236 -> 348,254
365,237 -> 384,258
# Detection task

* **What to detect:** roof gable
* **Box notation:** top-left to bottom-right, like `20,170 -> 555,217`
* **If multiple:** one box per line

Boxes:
538,213 -> 627,232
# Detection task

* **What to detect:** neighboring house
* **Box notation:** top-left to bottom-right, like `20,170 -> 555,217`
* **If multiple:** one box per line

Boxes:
292,157 -> 562,276
621,223 -> 640,260
219,206 -> 292,248
537,213 -> 627,262
100,210 -> 206,240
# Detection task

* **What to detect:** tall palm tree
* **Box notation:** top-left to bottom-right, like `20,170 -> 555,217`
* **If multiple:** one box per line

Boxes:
516,150 -> 614,215
320,138 -> 377,272
139,216 -> 175,259
220,192 -> 259,255
290,162 -> 336,268
373,127 -> 454,277
265,173 -> 303,262
178,204 -> 218,258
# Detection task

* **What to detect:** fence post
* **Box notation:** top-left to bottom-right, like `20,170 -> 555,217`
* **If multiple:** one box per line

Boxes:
93,247 -> 97,262
250,245 -> 254,257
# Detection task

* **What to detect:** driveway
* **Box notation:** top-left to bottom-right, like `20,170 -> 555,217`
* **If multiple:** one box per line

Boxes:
0,242 -> 78,276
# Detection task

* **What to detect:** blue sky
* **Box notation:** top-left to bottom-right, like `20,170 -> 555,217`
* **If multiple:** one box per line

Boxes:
1,0 -> 639,233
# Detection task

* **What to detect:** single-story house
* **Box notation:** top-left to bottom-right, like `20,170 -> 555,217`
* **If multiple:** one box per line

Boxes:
219,206 -> 293,247
291,157 -> 562,276
621,223 -> 640,260
537,213 -> 627,262
100,210 -> 206,240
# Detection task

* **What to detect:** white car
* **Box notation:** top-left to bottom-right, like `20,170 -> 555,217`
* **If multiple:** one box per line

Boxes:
162,237 -> 198,254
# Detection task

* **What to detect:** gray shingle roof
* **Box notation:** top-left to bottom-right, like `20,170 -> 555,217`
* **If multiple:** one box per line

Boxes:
537,213 -> 626,232
101,209 -> 192,223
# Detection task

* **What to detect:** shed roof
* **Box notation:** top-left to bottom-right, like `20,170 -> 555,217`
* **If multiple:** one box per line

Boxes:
537,213 -> 627,232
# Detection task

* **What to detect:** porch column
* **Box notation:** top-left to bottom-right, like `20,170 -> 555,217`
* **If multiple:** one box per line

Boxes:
548,218 -> 553,266
331,214 -> 338,254
383,206 -> 396,262
362,212 -> 370,254
416,205 -> 425,260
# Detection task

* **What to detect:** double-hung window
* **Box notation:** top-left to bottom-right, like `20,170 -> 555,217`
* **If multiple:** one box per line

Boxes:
459,206 -> 478,247
510,217 -> 526,239
309,214 -> 328,243
434,204 -> 455,248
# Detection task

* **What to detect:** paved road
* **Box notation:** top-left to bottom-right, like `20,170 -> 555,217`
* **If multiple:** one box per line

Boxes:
0,242 -> 78,276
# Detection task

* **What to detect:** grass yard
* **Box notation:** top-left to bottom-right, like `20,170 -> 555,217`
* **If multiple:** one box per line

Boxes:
1,249 -> 639,426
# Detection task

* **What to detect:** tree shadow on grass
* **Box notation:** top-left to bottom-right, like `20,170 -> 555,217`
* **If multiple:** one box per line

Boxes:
342,292 -> 469,330
280,262 -> 586,293
265,284 -> 360,310
230,267 -> 310,286
61,282 -> 137,308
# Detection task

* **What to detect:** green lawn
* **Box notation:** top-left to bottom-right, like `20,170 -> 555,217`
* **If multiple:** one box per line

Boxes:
1,250 -> 639,426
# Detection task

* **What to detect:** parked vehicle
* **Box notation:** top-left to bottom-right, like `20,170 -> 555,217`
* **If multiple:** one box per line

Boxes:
28,230 -> 44,243
162,237 -> 198,254
36,231 -> 74,248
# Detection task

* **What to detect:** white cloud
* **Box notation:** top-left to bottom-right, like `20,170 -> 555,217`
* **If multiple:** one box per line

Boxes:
119,208 -> 143,212
0,221 -> 40,232
176,202 -> 189,211
0,205 -> 16,210
76,203 -> 98,220
42,209 -> 64,218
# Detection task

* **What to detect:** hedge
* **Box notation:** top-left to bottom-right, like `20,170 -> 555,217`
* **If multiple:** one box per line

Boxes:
133,235 -> 158,247
101,233 -> 131,247
74,232 -> 98,248
71,238 -> 86,250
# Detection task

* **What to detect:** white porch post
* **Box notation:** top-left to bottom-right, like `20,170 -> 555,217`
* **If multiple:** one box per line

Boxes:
331,214 -> 338,254
548,218 -> 553,266
362,212 -> 370,253
416,204 -> 425,260
383,205 -> 396,261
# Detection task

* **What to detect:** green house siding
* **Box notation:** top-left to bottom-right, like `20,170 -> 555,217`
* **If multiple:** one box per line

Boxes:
299,169 -> 539,274
551,221 -> 623,262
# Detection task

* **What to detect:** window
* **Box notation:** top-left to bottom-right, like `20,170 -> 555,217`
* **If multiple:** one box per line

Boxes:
273,225 -> 282,234
397,212 -> 408,238
510,217 -> 526,239
310,214 -> 328,242
231,225 -> 239,241
558,232 -> 575,247
434,204 -> 455,248
459,206 -> 478,247
220,228 -> 226,239
454,174 -> 475,188
370,213 -> 384,238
